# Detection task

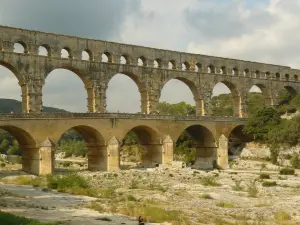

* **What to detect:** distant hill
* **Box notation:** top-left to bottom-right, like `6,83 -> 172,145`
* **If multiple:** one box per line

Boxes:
0,99 -> 67,113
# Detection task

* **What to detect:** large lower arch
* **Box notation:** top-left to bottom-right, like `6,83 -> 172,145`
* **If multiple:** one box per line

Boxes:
249,84 -> 272,106
0,125 -> 39,174
0,61 -> 28,113
120,125 -> 163,167
43,67 -> 93,112
160,77 -> 203,116
213,81 -> 241,117
56,125 -> 106,171
106,72 -> 148,113
175,125 -> 217,170
228,125 -> 254,157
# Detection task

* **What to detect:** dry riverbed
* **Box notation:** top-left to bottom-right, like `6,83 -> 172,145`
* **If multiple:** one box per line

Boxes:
1,160 -> 300,225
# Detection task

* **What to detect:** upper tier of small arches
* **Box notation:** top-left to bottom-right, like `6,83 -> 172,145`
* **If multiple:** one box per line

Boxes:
0,25 -> 299,82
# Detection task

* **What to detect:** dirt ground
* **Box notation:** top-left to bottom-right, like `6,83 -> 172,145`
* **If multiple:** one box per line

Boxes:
1,159 -> 300,225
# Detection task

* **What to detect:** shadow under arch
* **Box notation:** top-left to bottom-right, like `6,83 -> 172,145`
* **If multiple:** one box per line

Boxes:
57,125 -> 106,171
44,67 -> 94,112
160,76 -> 203,116
0,125 -> 38,173
107,72 -> 149,114
228,125 -> 253,158
175,124 -> 217,170
284,85 -> 298,97
214,80 -> 241,117
120,125 -> 162,168
0,60 -> 28,113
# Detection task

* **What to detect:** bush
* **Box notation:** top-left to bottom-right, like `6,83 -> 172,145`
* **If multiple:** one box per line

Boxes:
290,153 -> 300,169
279,168 -> 295,175
200,176 -> 221,187
0,211 -> 58,225
231,179 -> 244,191
200,193 -> 213,199
259,173 -> 270,179
46,173 -> 89,191
274,211 -> 291,222
247,180 -> 258,198
262,181 -> 277,187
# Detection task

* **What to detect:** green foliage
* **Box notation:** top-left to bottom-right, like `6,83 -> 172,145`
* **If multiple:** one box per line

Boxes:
290,93 -> 300,110
259,173 -> 270,179
262,181 -> 277,187
211,94 -> 233,116
58,139 -> 86,157
244,107 -> 281,142
247,180 -> 258,198
0,211 -> 59,225
200,176 -> 221,187
157,101 -> 196,115
46,173 -> 89,191
290,153 -> 300,169
279,167 -> 295,175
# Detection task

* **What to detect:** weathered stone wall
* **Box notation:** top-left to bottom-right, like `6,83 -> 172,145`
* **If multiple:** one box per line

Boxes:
1,25 -> 300,116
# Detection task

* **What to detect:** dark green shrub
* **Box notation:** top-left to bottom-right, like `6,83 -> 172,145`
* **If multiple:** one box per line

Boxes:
262,181 -> 277,187
279,168 -> 295,175
290,154 -> 300,169
46,173 -> 89,191
259,173 -> 270,179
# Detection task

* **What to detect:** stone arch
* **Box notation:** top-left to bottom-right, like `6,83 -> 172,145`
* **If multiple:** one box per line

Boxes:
248,83 -> 272,107
56,125 -> 106,171
284,85 -> 297,97
182,61 -> 190,71
228,125 -> 253,158
0,125 -> 39,174
121,125 -> 162,167
168,60 -> 176,70
38,45 -> 51,56
138,56 -> 147,66
106,71 -> 148,113
175,124 -> 217,169
154,59 -> 162,68
213,80 -> 241,117
61,47 -> 72,59
208,64 -> 215,73
220,66 -> 227,74
0,60 -> 28,113
13,40 -> 28,53
82,49 -> 93,61
160,76 -> 203,116
195,63 -> 201,72
102,52 -> 112,63
294,74 -> 298,81
120,54 -> 131,64
44,67 -> 94,112
232,67 -> 239,76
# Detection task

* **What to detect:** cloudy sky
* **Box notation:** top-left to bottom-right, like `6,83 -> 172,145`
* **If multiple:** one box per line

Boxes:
1,0 -> 300,112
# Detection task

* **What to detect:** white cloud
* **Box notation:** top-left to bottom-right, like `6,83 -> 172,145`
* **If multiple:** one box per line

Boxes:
1,0 -> 299,112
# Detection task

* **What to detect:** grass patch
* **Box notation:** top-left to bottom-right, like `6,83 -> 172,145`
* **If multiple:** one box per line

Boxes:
274,211 -> 291,222
200,193 -> 213,199
0,211 -> 59,225
200,176 -> 221,187
215,201 -> 234,208
259,173 -> 270,179
279,168 -> 295,175
247,180 -> 258,198
255,201 -> 272,207
119,203 -> 186,224
231,179 -> 244,191
262,181 -> 277,187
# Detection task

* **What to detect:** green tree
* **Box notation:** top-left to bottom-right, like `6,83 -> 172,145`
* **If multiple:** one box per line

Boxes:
0,139 -> 9,154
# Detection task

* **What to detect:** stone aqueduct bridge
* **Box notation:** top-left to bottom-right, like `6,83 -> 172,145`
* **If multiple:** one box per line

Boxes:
0,26 -> 300,175
1,25 -> 300,116
0,113 -> 246,175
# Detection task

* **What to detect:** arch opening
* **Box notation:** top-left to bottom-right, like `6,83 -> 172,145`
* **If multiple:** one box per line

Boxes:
182,61 -> 190,71
138,57 -> 147,66
243,69 -> 249,77
61,48 -> 71,59
43,68 -> 91,112
195,63 -> 201,72
0,62 -> 26,112
294,75 -> 298,81
82,50 -> 92,61
247,85 -> 266,117
56,126 -> 105,172
285,74 -> 290,81
228,125 -> 254,159
168,60 -> 176,70
159,77 -> 201,116
120,125 -> 161,169
175,125 -> 216,170
212,81 -> 240,117
220,66 -> 226,75
208,65 -> 215,74
0,126 -> 38,173
154,59 -> 161,68
275,73 -> 281,80
120,55 -> 129,65
101,53 -> 111,63
106,73 -> 148,113
38,46 -> 49,56
254,70 -> 260,78
232,68 -> 238,76
13,42 -> 26,54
